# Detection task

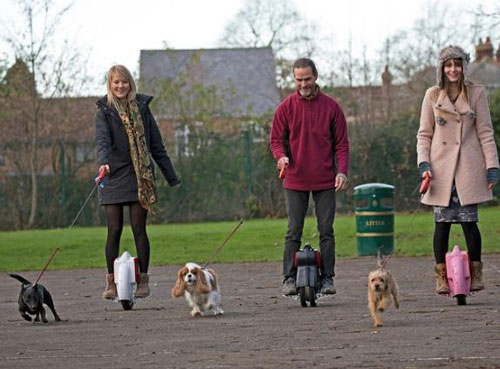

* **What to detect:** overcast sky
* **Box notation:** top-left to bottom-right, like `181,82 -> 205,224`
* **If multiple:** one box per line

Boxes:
1,0 -> 498,94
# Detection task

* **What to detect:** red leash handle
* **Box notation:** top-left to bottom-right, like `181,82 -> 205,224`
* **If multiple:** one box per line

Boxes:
420,173 -> 431,194
279,166 -> 287,180
96,168 -> 106,185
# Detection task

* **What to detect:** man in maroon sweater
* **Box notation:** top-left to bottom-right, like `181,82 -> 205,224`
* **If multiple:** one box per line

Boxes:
270,58 -> 349,295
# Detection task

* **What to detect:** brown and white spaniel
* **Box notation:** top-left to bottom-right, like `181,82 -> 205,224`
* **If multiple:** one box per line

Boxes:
171,263 -> 223,316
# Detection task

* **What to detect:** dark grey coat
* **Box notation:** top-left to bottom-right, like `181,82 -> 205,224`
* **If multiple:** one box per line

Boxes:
94,94 -> 180,205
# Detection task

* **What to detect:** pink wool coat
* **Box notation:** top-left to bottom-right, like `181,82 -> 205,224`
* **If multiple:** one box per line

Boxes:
417,84 -> 499,207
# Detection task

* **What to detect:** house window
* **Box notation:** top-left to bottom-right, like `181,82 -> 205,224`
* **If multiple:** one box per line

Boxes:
243,120 -> 265,143
251,124 -> 265,143
174,121 -> 205,157
174,124 -> 191,157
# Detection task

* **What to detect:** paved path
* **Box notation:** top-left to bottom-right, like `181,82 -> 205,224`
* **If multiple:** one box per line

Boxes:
1,255 -> 500,368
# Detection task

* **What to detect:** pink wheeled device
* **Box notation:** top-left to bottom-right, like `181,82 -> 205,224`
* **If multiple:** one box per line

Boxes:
445,245 -> 471,305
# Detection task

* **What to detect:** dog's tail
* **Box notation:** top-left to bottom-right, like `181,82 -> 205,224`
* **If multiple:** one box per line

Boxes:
8,273 -> 32,285
376,248 -> 384,269
376,247 -> 391,269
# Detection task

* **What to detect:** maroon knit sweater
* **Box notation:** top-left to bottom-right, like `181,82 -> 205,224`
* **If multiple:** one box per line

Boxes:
270,90 -> 349,191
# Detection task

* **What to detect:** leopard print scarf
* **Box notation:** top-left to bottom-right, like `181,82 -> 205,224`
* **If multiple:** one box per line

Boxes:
116,100 -> 157,213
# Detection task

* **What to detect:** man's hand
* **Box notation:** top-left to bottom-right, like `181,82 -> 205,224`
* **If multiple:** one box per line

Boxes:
335,173 -> 347,192
277,157 -> 289,170
487,181 -> 497,190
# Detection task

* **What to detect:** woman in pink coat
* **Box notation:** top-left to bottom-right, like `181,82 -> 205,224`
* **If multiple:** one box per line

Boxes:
417,45 -> 500,294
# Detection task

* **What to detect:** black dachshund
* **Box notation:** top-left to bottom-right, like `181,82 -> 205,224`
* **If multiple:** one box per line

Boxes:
9,273 -> 61,323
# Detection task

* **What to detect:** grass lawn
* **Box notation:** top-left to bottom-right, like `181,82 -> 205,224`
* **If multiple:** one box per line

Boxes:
1,206 -> 499,272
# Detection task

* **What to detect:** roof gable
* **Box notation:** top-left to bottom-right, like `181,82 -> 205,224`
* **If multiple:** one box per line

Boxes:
139,47 -> 280,118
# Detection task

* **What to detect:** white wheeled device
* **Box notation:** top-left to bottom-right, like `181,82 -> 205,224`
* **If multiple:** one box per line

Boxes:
114,252 -> 139,310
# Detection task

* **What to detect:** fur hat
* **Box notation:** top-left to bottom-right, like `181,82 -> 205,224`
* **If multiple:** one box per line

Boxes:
436,45 -> 471,88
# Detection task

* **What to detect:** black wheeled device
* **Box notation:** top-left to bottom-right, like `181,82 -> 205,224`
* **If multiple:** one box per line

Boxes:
294,243 -> 322,307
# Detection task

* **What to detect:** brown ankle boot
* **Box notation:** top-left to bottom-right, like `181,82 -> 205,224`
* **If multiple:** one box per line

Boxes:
102,273 -> 117,300
470,261 -> 484,291
434,263 -> 449,294
135,273 -> 150,298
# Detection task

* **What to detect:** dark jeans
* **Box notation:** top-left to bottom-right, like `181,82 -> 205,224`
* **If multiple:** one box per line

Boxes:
283,188 -> 336,279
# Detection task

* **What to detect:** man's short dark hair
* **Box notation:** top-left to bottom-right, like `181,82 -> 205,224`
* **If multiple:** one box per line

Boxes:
293,58 -> 318,78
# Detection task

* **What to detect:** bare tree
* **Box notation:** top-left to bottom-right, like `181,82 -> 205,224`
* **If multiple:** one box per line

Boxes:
218,0 -> 321,88
337,34 -> 361,88
474,3 -> 500,28
379,1 -> 474,87
1,0 -> 88,228
220,0 -> 316,55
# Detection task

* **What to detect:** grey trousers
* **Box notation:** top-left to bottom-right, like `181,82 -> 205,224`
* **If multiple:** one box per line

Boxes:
283,188 -> 336,279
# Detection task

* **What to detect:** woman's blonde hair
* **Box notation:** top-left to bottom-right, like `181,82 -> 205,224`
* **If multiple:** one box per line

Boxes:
106,65 -> 137,108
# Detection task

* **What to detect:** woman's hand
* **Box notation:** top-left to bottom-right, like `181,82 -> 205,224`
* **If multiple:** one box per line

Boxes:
99,164 -> 110,174
422,171 -> 433,179
486,168 -> 499,190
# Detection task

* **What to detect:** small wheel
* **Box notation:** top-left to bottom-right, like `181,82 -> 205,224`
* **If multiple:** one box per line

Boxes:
121,300 -> 134,310
456,294 -> 467,306
307,287 -> 316,307
298,287 -> 307,307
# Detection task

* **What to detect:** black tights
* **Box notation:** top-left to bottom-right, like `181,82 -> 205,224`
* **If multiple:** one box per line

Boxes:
433,222 -> 481,264
104,202 -> 150,274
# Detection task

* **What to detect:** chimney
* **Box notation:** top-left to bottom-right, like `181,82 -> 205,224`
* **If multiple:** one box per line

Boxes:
381,65 -> 392,87
476,37 -> 494,61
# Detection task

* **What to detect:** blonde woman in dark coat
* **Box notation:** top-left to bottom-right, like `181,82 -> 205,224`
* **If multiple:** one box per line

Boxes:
95,65 -> 180,300
417,45 -> 499,294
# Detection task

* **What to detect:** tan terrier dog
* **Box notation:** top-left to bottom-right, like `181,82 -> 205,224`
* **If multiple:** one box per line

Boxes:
367,267 -> 399,327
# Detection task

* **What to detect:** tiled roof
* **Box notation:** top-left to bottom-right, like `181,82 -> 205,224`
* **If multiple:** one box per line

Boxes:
469,60 -> 500,88
140,47 -> 280,118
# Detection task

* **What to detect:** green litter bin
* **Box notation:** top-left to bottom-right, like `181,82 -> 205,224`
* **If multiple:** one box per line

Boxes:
353,183 -> 395,256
